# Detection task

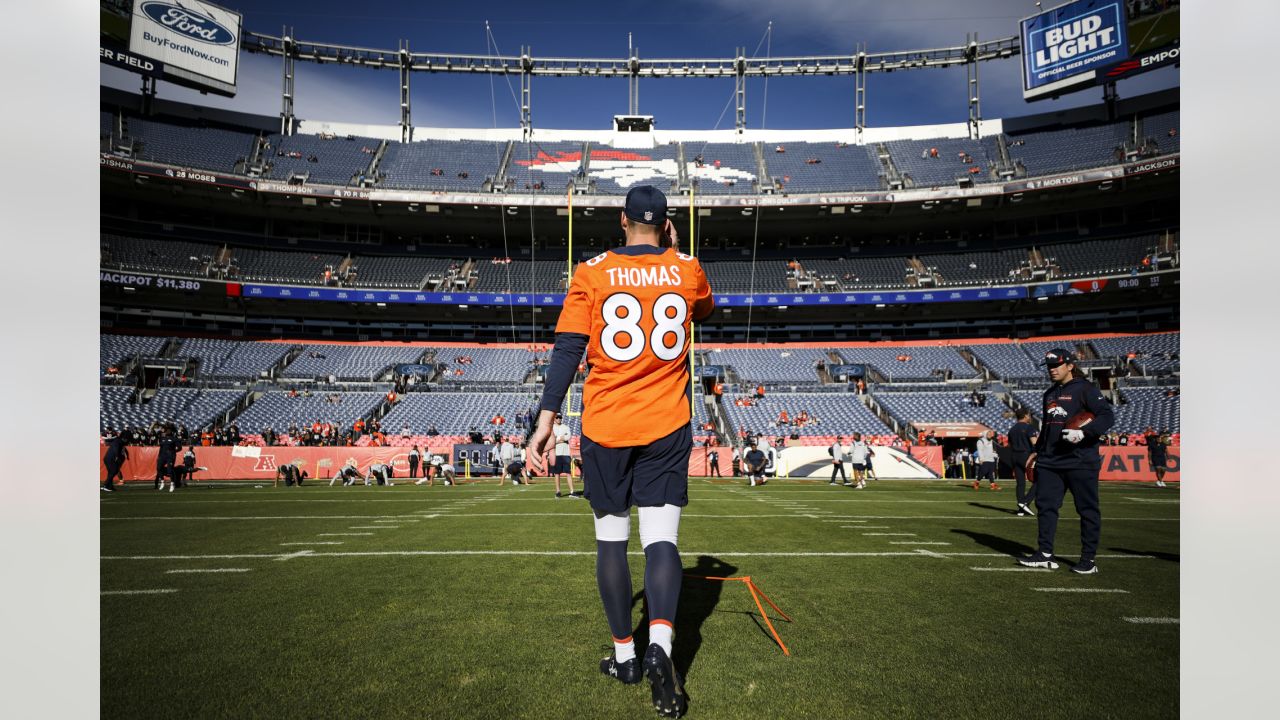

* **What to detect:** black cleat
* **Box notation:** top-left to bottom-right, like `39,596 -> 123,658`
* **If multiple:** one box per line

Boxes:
1071,558 -> 1098,575
1017,551 -> 1059,570
599,653 -> 641,685
643,644 -> 688,718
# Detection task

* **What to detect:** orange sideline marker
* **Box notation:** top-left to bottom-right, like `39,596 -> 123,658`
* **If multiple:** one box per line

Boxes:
684,574 -> 792,656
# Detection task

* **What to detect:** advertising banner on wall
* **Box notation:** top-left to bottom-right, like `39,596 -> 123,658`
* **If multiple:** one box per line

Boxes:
128,0 -> 241,96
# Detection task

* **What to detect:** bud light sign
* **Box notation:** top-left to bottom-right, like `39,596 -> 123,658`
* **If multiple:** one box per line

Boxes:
1021,0 -> 1128,100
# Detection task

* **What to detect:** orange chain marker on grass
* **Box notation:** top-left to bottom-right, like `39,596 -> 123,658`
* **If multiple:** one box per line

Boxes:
684,574 -> 793,656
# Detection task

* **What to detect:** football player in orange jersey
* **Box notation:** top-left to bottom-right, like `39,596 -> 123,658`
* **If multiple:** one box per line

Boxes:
529,186 -> 712,718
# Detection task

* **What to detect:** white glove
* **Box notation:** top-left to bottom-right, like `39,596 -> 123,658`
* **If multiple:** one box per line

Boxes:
1063,429 -> 1085,444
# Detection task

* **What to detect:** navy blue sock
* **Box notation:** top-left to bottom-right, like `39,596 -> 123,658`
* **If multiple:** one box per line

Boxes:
596,540 -> 633,642
643,541 -> 682,628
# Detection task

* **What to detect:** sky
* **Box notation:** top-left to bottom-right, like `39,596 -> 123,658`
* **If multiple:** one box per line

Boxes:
101,0 -> 1179,130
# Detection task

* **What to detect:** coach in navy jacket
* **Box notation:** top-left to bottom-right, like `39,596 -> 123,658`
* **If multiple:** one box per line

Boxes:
1023,349 -> 1115,574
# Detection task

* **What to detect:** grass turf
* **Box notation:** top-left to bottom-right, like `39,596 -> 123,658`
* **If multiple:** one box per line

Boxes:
101,477 -> 1179,719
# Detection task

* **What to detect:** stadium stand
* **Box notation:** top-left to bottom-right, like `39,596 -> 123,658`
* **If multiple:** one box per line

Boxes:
1141,109 -> 1179,155
171,338 -> 293,380
702,261 -> 790,293
263,133 -> 379,185
1039,235 -> 1156,278
966,343 -> 1045,382
706,348 -> 827,384
101,333 -> 170,374
688,143 -> 758,195
378,392 -> 541,436
101,235 -> 216,276
505,142 -> 587,192
837,346 -> 978,382
346,256 -> 455,290
377,140 -> 503,191
1112,386 -> 1180,433
885,138 -> 997,188
587,143 -> 681,195
1089,333 -> 1180,375
435,347 -> 542,385
1004,120 -> 1130,176
281,345 -> 427,382
915,249 -> 1029,287
720,392 -> 893,437
100,386 -> 245,433
765,142 -> 882,192
227,247 -> 345,285
234,391 -> 388,434
469,259 -> 567,294
872,390 -> 1013,430
125,116 -> 257,173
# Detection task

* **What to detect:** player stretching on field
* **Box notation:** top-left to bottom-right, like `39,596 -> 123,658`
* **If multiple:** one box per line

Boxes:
530,186 -> 713,719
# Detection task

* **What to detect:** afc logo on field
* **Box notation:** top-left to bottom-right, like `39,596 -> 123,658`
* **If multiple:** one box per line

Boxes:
254,455 -> 278,472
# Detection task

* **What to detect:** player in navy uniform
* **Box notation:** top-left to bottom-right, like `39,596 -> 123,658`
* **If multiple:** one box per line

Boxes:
1007,410 -> 1039,515
102,429 -> 127,492
156,426 -> 179,492
1145,430 -> 1169,487
1018,349 -> 1115,574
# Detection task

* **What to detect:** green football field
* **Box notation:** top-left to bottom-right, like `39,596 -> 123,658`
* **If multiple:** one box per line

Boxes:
101,477 -> 1179,719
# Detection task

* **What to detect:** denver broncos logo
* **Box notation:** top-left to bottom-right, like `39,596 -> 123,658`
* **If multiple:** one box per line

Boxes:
1046,405 -> 1069,418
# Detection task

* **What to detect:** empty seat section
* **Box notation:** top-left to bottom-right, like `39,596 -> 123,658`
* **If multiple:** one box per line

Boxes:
720,393 -> 892,437
378,140 -> 504,191
707,348 -> 826,384
235,391 -> 387,434
263,133 -> 379,185
766,142 -> 882,192
101,235 -> 217,276
126,116 -> 257,172
282,345 -> 426,381
1005,120 -> 1129,176
886,137 -> 996,188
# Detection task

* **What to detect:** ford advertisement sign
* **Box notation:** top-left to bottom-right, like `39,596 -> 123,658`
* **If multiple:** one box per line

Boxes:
128,0 -> 241,96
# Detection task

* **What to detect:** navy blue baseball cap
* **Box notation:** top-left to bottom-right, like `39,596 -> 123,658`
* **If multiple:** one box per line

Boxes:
1041,348 -> 1075,368
624,185 -> 667,225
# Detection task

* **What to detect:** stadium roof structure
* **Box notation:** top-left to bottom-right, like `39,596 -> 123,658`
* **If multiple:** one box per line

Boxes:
242,30 -> 1018,141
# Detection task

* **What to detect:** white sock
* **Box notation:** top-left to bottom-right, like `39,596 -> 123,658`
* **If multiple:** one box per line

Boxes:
649,622 -> 673,656
614,638 -> 636,663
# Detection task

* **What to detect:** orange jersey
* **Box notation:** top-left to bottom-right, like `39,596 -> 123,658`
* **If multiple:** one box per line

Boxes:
557,245 -> 713,447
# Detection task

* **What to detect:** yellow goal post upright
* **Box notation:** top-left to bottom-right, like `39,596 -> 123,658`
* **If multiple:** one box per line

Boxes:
687,184 -> 698,420
565,185 -> 581,418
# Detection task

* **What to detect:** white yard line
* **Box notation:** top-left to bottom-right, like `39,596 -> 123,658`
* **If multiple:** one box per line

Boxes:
101,550 -> 1166,561
103,516 -> 421,521
317,532 -> 373,536
1123,617 -> 1179,624
892,541 -> 950,545
164,568 -> 250,574
1034,588 -> 1130,593
914,548 -> 948,559
863,533 -> 917,536
281,542 -> 344,546
349,526 -> 396,529
274,550 -> 315,562
102,589 -> 179,595
970,566 -> 1052,572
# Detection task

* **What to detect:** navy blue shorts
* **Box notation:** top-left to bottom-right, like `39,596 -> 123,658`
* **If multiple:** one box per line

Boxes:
553,455 -> 572,475
505,461 -> 524,476
581,423 -> 691,514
